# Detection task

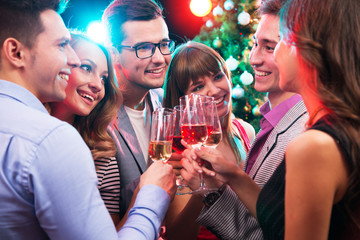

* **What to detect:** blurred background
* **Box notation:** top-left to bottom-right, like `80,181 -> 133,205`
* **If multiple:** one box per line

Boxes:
61,0 -> 204,42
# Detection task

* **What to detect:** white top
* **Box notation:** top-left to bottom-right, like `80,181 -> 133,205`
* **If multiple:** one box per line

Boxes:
125,100 -> 151,165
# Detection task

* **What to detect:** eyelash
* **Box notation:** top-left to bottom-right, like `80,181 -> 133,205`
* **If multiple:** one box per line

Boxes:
80,64 -> 91,72
252,42 -> 275,51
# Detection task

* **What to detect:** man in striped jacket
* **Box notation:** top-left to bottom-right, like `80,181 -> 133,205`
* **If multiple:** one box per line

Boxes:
193,0 -> 309,239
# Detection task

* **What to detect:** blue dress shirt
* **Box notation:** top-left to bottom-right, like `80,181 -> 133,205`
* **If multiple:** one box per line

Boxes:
0,80 -> 169,240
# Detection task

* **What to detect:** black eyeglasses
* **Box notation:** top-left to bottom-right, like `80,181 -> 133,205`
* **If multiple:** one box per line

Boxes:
118,39 -> 175,59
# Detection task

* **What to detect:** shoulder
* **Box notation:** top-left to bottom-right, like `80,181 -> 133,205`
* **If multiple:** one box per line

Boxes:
287,130 -> 339,162
286,129 -> 346,186
233,118 -> 256,143
286,128 -> 348,203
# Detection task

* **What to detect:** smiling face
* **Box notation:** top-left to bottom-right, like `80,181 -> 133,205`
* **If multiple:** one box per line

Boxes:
185,71 -> 231,118
51,38 -> 107,122
249,14 -> 281,94
116,17 -> 171,91
26,10 -> 80,103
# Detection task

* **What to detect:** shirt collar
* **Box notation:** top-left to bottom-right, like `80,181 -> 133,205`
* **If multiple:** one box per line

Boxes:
260,94 -> 302,128
0,80 -> 49,114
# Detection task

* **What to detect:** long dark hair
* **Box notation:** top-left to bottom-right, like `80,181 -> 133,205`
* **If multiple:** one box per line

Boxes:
280,0 -> 360,227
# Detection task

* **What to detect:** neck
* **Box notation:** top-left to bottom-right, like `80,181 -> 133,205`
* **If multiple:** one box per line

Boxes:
50,102 -> 75,125
122,90 -> 148,110
302,93 -> 326,125
268,91 -> 296,109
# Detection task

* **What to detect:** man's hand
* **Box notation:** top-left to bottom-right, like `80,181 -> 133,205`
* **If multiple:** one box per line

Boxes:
139,161 -> 176,200
167,152 -> 182,176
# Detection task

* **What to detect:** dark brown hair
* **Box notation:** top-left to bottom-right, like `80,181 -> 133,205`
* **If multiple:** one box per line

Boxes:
280,0 -> 360,230
258,0 -> 286,16
102,0 -> 163,47
0,0 -> 68,49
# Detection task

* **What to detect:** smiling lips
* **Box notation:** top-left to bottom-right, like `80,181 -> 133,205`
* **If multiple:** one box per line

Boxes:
215,96 -> 225,104
254,70 -> 270,77
78,91 -> 95,102
145,67 -> 164,74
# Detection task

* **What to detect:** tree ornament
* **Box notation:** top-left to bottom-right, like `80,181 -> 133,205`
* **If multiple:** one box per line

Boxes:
252,105 -> 261,116
224,0 -> 234,11
240,71 -> 254,85
225,55 -> 239,71
232,84 -> 244,99
206,19 -> 213,28
238,10 -> 251,25
213,37 -> 222,48
213,5 -> 224,16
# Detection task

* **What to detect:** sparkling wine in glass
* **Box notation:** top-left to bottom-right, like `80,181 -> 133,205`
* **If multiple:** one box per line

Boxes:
179,94 -> 208,149
204,99 -> 223,148
149,108 -> 174,163
178,94 -> 210,194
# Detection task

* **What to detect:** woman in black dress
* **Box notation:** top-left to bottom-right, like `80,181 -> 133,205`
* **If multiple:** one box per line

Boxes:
182,0 -> 360,238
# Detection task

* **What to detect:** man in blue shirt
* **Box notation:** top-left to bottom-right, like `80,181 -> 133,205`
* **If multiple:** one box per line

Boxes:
0,0 -> 176,239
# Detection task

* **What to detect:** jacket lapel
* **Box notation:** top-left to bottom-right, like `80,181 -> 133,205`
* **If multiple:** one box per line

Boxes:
248,100 -> 307,178
116,104 -> 147,172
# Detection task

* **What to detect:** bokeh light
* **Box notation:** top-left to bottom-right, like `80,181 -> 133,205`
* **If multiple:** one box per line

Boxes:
86,21 -> 106,44
190,0 -> 212,17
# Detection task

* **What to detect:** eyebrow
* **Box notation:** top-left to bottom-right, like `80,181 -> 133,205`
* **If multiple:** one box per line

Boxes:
252,35 -> 278,44
82,58 -> 96,66
82,58 -> 109,75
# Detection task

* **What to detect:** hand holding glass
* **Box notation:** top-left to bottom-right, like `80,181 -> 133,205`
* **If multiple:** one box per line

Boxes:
179,94 -> 212,194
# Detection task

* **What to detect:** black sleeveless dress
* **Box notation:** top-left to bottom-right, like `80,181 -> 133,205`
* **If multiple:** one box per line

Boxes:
256,117 -> 359,240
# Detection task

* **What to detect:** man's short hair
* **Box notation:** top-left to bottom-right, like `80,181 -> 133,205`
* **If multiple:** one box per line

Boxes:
258,0 -> 286,16
102,0 -> 163,47
0,0 -> 68,49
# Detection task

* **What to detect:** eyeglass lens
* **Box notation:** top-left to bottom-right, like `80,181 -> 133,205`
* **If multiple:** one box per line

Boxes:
136,40 -> 174,59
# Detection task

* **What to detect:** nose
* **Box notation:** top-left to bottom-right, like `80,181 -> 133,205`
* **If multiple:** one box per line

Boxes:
151,46 -> 166,63
89,77 -> 103,93
206,81 -> 221,96
66,45 -> 81,68
249,46 -> 263,67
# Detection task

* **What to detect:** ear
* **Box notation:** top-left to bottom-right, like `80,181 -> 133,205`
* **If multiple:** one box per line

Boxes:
2,38 -> 27,68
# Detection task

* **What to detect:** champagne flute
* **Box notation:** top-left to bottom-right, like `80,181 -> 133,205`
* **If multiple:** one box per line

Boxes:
179,94 -> 208,149
203,99 -> 223,148
172,105 -> 188,192
179,94 -> 209,194
148,108 -> 174,163
172,105 -> 186,153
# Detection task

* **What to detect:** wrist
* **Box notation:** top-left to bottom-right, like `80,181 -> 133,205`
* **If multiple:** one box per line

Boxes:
202,184 -> 227,208
227,165 -> 245,187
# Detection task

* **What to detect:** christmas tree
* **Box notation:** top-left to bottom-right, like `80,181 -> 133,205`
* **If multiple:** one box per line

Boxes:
192,0 -> 266,132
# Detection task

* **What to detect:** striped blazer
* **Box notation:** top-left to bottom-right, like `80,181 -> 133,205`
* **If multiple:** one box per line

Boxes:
197,99 -> 308,240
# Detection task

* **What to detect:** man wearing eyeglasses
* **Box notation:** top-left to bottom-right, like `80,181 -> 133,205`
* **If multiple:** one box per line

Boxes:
102,0 -> 175,219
